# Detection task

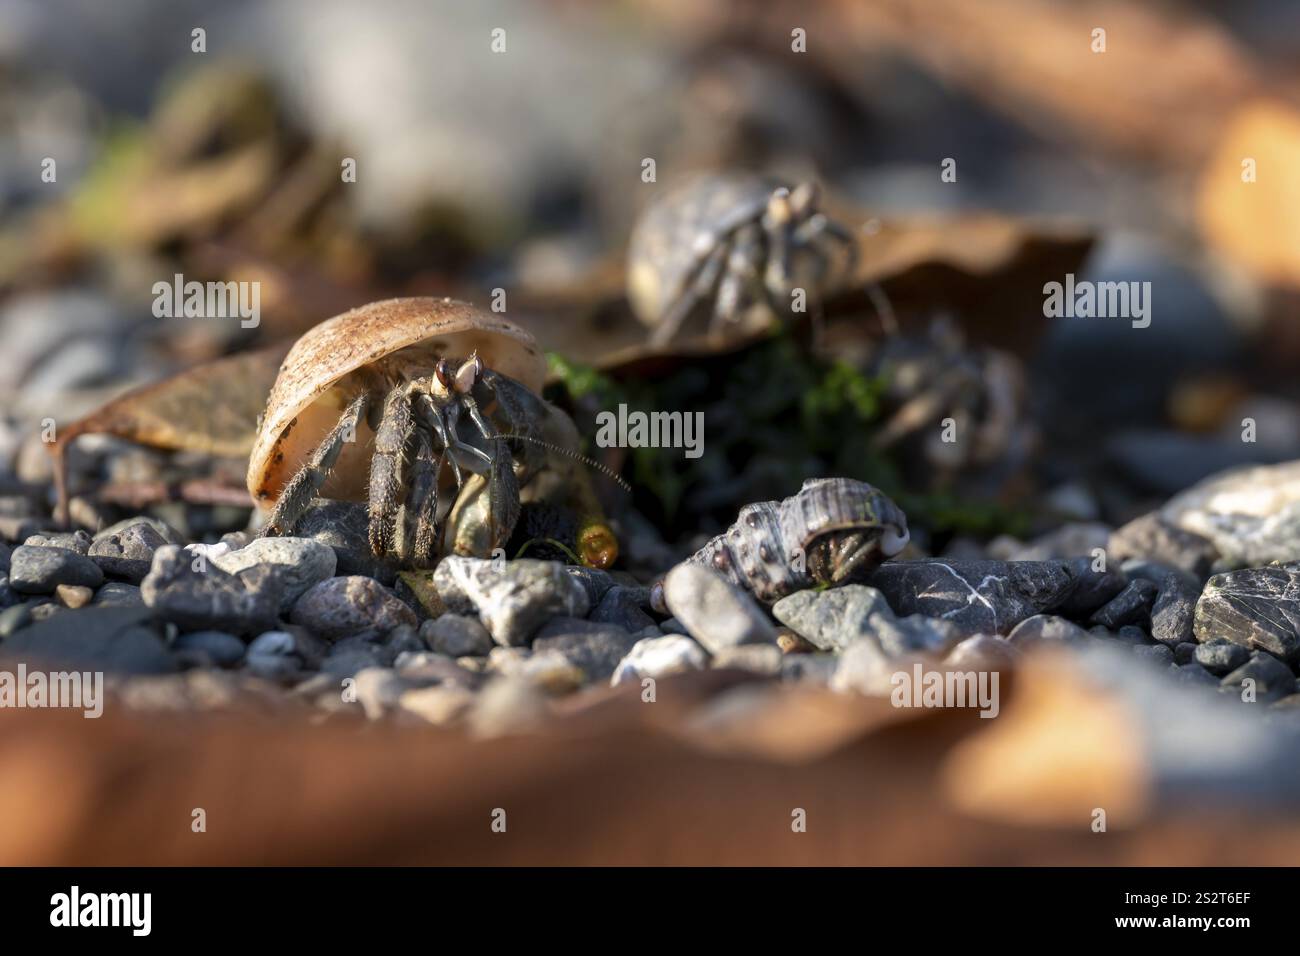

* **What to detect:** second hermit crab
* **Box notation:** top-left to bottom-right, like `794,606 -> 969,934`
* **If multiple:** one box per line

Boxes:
248,297 -> 614,567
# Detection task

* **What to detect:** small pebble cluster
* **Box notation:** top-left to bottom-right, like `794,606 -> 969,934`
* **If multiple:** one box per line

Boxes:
2,461 -> 1300,734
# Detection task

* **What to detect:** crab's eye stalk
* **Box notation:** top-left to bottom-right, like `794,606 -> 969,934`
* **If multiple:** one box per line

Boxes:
454,352 -> 482,394
789,182 -> 819,217
765,187 -> 793,226
434,359 -> 453,388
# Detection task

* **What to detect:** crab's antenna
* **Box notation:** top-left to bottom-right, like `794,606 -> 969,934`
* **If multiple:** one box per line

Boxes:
499,433 -> 632,493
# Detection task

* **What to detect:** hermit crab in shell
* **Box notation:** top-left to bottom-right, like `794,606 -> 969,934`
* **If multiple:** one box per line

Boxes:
627,172 -> 858,345
248,297 -> 615,567
651,478 -> 909,610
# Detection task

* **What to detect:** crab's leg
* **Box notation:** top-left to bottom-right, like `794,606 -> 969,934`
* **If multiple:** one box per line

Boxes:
414,392 -> 463,493
402,418 -> 445,565
477,371 -> 548,475
458,394 -> 521,551
712,221 -> 767,335
367,383 -> 415,558
263,392 -> 370,536
649,235 -> 735,346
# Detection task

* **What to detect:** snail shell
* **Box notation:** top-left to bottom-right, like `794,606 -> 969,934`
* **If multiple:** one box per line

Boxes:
658,478 -> 909,608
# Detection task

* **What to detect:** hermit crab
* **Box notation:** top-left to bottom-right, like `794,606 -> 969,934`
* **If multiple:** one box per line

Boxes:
627,172 -> 857,345
651,478 -> 909,609
248,297 -> 614,566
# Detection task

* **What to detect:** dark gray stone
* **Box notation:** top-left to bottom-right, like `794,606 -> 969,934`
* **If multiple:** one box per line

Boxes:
173,630 -> 247,668
1150,573 -> 1199,647
9,545 -> 104,594
1173,641 -> 1198,665
0,541 -> 10,573
88,521 -> 168,583
1088,579 -> 1157,629
290,575 -> 418,641
0,602 -> 34,637
1194,639 -> 1251,676
867,559 -> 1079,637
141,546 -> 281,634
531,616 -> 641,682
564,566 -> 616,606
588,586 -> 656,632
295,500 -> 398,584
211,537 -> 337,613
91,582 -> 145,608
1,606 -> 176,674
23,530 -> 91,554
420,614 -> 494,657
1133,643 -> 1174,666
1221,651 -> 1295,703
1052,557 -> 1128,618
0,574 -> 17,610
1194,565 -> 1300,661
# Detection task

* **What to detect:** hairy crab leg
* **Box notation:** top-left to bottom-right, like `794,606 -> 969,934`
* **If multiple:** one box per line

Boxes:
367,384 -> 415,558
263,392 -> 369,536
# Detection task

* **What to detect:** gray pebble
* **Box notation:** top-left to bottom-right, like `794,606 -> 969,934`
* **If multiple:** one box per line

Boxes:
173,631 -> 247,668
1007,614 -> 1090,647
1194,639 -> 1251,676
588,585 -> 656,633
8,545 -> 104,594
420,614 -> 494,657
290,575 -> 418,641
1,605 -> 175,675
1173,641 -> 1198,665
1088,579 -> 1157,629
433,557 -> 590,647
663,563 -> 776,654
711,643 -> 783,675
141,545 -> 280,634
23,529 -> 92,554
211,536 -> 336,613
531,616 -> 641,683
1149,573 -> 1199,647
1133,643 -> 1174,666
88,521 -> 168,583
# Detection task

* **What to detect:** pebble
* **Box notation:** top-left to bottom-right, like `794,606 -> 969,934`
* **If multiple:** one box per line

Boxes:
8,545 -> 104,594
1171,661 -> 1221,689
867,559 -> 1079,637
433,557 -> 590,647
773,585 -> 960,656
141,545 -> 280,635
1161,460 -> 1300,567
394,651 -> 479,688
1193,565 -> 1300,660
173,631 -> 247,668
352,667 -> 410,720
1148,574 -> 1200,647
0,574 -> 18,610
1006,614 -> 1090,647
661,563 -> 777,654
87,521 -> 168,583
322,637 -> 397,679
1088,579 -> 1157,629
780,653 -> 838,685
1173,641 -> 1198,665
588,585 -> 656,632
55,584 -> 93,608
531,616 -> 641,683
295,501 -> 398,584
91,582 -> 145,608
945,634 -> 1020,670
1220,651 -> 1295,702
24,530 -> 92,554
0,541 -> 10,573
0,602 -> 33,637
1108,511 -> 1218,579
1,606 -> 176,674
398,683 -> 476,726
610,634 -> 709,685
1194,639 -> 1252,676
290,576 -> 418,642
710,643 -> 783,675
1133,643 -> 1174,666
563,566 -> 616,606
419,614 -> 495,657
211,536 -> 337,613
1051,557 -> 1128,619
470,677 -> 548,738
776,628 -> 817,654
